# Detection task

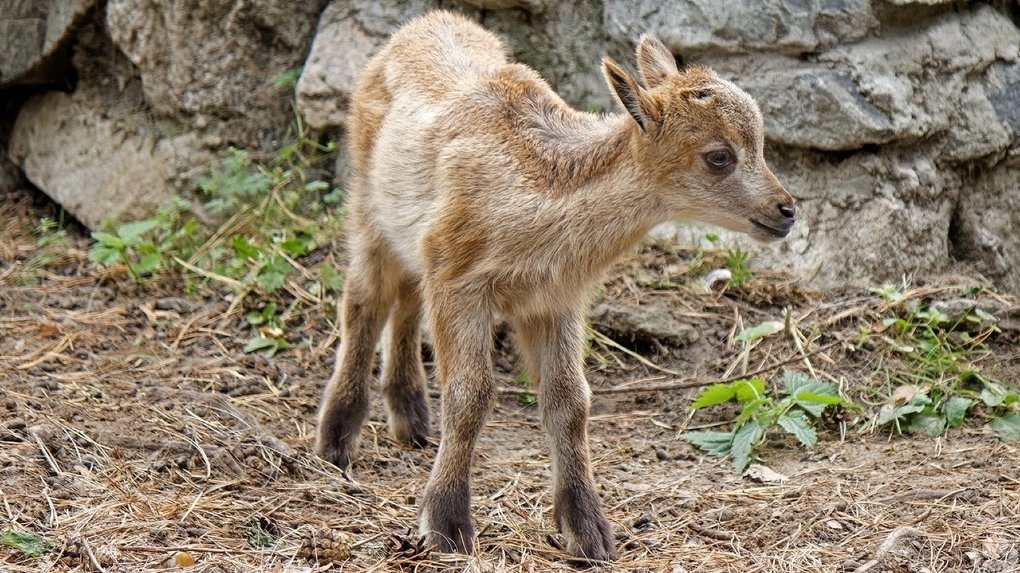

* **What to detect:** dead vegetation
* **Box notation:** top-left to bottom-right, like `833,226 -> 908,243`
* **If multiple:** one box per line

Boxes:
2,187 -> 1019,572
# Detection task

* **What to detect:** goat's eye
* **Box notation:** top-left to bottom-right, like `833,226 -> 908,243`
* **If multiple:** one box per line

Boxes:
704,149 -> 734,170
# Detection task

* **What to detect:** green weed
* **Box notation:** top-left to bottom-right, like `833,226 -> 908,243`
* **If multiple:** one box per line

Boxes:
17,217 -> 70,283
514,372 -> 537,406
723,246 -> 752,287
682,371 -> 857,472
245,517 -> 277,549
88,108 -> 344,358
864,291 -> 1018,440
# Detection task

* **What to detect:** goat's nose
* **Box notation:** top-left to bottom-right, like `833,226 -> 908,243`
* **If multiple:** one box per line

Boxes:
778,203 -> 796,220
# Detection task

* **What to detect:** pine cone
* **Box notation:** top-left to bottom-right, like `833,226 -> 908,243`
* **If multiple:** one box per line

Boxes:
297,528 -> 353,564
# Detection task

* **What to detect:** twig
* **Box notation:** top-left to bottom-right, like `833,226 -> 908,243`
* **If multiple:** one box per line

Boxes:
83,539 -> 107,572
120,545 -> 278,556
172,256 -> 246,289
32,431 -> 63,475
589,328 -> 682,376
592,340 -> 843,394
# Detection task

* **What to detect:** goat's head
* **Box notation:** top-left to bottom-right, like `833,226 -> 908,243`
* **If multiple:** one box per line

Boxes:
602,36 -> 795,242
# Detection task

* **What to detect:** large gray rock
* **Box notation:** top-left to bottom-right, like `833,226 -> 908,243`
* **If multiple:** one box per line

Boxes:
9,91 -> 182,228
298,0 -> 609,130
0,0 -> 97,87
6,0 -> 327,229
603,0 -> 877,56
297,3 -> 378,130
106,0 -> 327,148
744,69 -> 897,150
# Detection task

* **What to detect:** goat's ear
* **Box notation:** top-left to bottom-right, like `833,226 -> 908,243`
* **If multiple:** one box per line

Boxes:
636,35 -> 678,89
603,58 -> 657,133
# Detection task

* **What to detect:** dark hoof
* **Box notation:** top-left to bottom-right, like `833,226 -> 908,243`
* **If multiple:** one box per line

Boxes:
385,387 -> 431,448
315,391 -> 368,472
420,485 -> 474,554
555,487 -> 619,563
314,437 -> 355,472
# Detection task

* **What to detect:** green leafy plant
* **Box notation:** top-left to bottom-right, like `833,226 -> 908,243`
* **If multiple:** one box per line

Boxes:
243,303 -> 290,358
513,372 -> 537,406
0,530 -> 54,558
245,517 -> 277,549
89,198 -> 203,280
682,371 -> 857,472
871,372 -> 1020,440
17,217 -> 70,283
723,246 -> 752,287
866,294 -> 1017,440
87,109 -> 345,358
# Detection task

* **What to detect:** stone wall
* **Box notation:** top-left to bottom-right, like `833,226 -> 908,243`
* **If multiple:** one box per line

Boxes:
2,0 -> 1019,291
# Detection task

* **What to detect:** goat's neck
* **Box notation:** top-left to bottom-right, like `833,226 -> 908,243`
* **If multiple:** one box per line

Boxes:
537,113 -> 667,277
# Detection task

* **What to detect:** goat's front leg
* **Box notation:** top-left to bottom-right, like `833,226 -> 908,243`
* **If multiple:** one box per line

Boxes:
418,291 -> 495,554
516,312 -> 618,562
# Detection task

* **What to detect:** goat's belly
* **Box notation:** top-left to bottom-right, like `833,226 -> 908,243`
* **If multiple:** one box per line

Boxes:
364,104 -> 443,278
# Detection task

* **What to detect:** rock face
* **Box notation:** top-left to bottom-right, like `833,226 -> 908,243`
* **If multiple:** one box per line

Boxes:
4,0 -> 326,229
3,0 -> 1020,291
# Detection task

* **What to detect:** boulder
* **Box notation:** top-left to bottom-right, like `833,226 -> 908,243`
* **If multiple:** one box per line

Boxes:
5,0 -> 326,229
0,0 -> 97,87
297,3 -> 379,130
603,0 -> 876,56
9,91 -> 181,228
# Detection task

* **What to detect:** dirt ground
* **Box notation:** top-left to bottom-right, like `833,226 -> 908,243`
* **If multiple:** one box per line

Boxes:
2,186 -> 1019,573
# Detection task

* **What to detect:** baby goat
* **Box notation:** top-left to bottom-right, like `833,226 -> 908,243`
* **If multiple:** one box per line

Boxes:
315,10 -> 795,562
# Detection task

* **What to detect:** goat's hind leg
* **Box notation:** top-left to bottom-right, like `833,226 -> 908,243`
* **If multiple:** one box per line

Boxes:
315,238 -> 398,471
382,277 -> 430,447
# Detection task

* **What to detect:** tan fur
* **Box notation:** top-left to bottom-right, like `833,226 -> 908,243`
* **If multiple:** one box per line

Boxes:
315,10 -> 795,562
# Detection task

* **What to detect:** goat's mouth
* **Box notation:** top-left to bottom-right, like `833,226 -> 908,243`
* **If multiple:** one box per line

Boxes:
750,219 -> 793,240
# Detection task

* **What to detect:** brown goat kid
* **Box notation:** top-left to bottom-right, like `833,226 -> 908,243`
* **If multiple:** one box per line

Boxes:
315,11 -> 795,562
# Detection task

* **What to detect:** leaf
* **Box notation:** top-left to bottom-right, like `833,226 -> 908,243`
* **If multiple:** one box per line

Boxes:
280,238 -> 311,257
908,413 -> 947,437
116,219 -> 161,243
304,180 -> 331,193
91,231 -> 125,249
876,400 -> 928,427
980,385 -> 1006,408
690,383 -> 736,410
321,265 -> 344,292
680,431 -> 733,458
777,410 -> 817,448
244,336 -> 277,353
944,396 -> 974,428
730,421 -> 764,473
0,530 -> 54,557
256,257 -> 291,293
232,235 -> 260,259
793,392 -> 847,417
131,252 -> 162,276
89,245 -> 123,265
783,371 -> 838,398
734,321 -> 782,343
734,397 -> 768,427
782,371 -> 847,416
733,378 -> 766,403
246,520 -> 276,549
990,413 -> 1020,442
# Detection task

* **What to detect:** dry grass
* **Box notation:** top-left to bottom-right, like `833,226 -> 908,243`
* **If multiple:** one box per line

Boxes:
2,187 -> 1019,572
